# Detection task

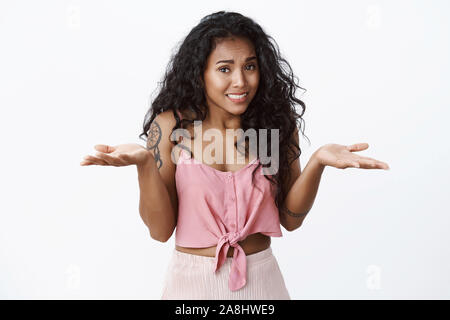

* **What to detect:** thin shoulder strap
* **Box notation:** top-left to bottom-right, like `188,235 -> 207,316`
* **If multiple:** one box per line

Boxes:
175,109 -> 183,121
174,109 -> 187,160
176,109 -> 185,142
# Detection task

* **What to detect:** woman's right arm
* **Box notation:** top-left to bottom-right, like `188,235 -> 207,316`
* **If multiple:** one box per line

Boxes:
137,111 -> 179,242
81,111 -> 179,242
137,157 -> 175,242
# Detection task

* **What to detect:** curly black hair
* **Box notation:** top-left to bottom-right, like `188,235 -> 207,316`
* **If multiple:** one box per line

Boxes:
139,10 -> 310,214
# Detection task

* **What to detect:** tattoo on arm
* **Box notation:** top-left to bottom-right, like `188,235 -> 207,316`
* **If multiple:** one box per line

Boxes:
147,120 -> 163,169
282,206 -> 308,218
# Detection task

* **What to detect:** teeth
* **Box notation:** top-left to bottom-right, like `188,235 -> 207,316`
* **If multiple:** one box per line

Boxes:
227,93 -> 247,99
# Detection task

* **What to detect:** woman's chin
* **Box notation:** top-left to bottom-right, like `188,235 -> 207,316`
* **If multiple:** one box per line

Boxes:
226,104 -> 249,115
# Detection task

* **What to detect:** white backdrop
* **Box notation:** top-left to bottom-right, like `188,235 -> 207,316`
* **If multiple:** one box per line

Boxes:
1,0 -> 449,299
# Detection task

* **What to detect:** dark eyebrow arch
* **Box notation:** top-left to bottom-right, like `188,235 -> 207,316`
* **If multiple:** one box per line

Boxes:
216,56 -> 257,65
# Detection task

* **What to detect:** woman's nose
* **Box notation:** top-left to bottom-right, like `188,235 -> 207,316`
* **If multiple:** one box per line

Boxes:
231,70 -> 247,88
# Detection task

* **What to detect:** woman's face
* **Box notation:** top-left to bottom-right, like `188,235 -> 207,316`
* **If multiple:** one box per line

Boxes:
203,36 -> 260,116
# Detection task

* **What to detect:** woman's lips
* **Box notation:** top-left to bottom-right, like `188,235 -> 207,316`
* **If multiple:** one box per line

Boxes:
226,92 -> 248,103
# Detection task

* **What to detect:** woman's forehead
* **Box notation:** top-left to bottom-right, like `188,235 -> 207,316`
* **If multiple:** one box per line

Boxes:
207,37 -> 256,63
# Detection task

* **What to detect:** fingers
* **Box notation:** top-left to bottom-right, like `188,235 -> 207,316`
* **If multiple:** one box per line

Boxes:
346,143 -> 389,169
336,159 -> 360,169
94,144 -> 115,153
351,155 -> 390,170
360,156 -> 389,169
357,159 -> 389,169
80,155 -> 108,166
336,157 -> 389,170
80,145 -> 121,166
347,143 -> 369,152
94,152 -> 128,166
80,160 -> 100,166
80,153 -> 125,166
350,157 -> 389,169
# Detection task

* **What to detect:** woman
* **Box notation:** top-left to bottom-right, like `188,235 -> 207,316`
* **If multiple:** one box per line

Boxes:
80,11 -> 389,299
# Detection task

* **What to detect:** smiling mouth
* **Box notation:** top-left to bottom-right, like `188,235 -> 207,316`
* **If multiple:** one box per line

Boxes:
225,92 -> 249,102
226,92 -> 248,97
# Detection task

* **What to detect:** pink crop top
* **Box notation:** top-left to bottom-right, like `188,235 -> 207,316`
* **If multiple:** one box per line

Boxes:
174,139 -> 283,291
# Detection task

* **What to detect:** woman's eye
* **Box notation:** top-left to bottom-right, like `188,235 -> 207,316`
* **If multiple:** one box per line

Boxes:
218,64 -> 257,73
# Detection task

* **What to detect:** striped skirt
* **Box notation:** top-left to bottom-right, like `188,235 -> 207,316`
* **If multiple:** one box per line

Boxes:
161,246 -> 291,300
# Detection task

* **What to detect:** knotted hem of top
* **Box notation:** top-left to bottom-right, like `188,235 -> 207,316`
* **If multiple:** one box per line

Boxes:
213,231 -> 247,291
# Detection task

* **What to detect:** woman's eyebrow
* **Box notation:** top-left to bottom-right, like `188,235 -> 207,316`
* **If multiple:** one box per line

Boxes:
216,56 -> 257,65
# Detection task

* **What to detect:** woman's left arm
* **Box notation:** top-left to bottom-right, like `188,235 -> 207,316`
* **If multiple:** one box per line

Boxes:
280,141 -> 390,232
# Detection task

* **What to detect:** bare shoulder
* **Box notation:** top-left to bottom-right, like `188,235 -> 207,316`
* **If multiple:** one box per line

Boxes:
153,109 -> 177,126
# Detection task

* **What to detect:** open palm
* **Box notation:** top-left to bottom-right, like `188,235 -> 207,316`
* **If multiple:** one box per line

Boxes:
315,143 -> 389,170
80,143 -> 151,167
